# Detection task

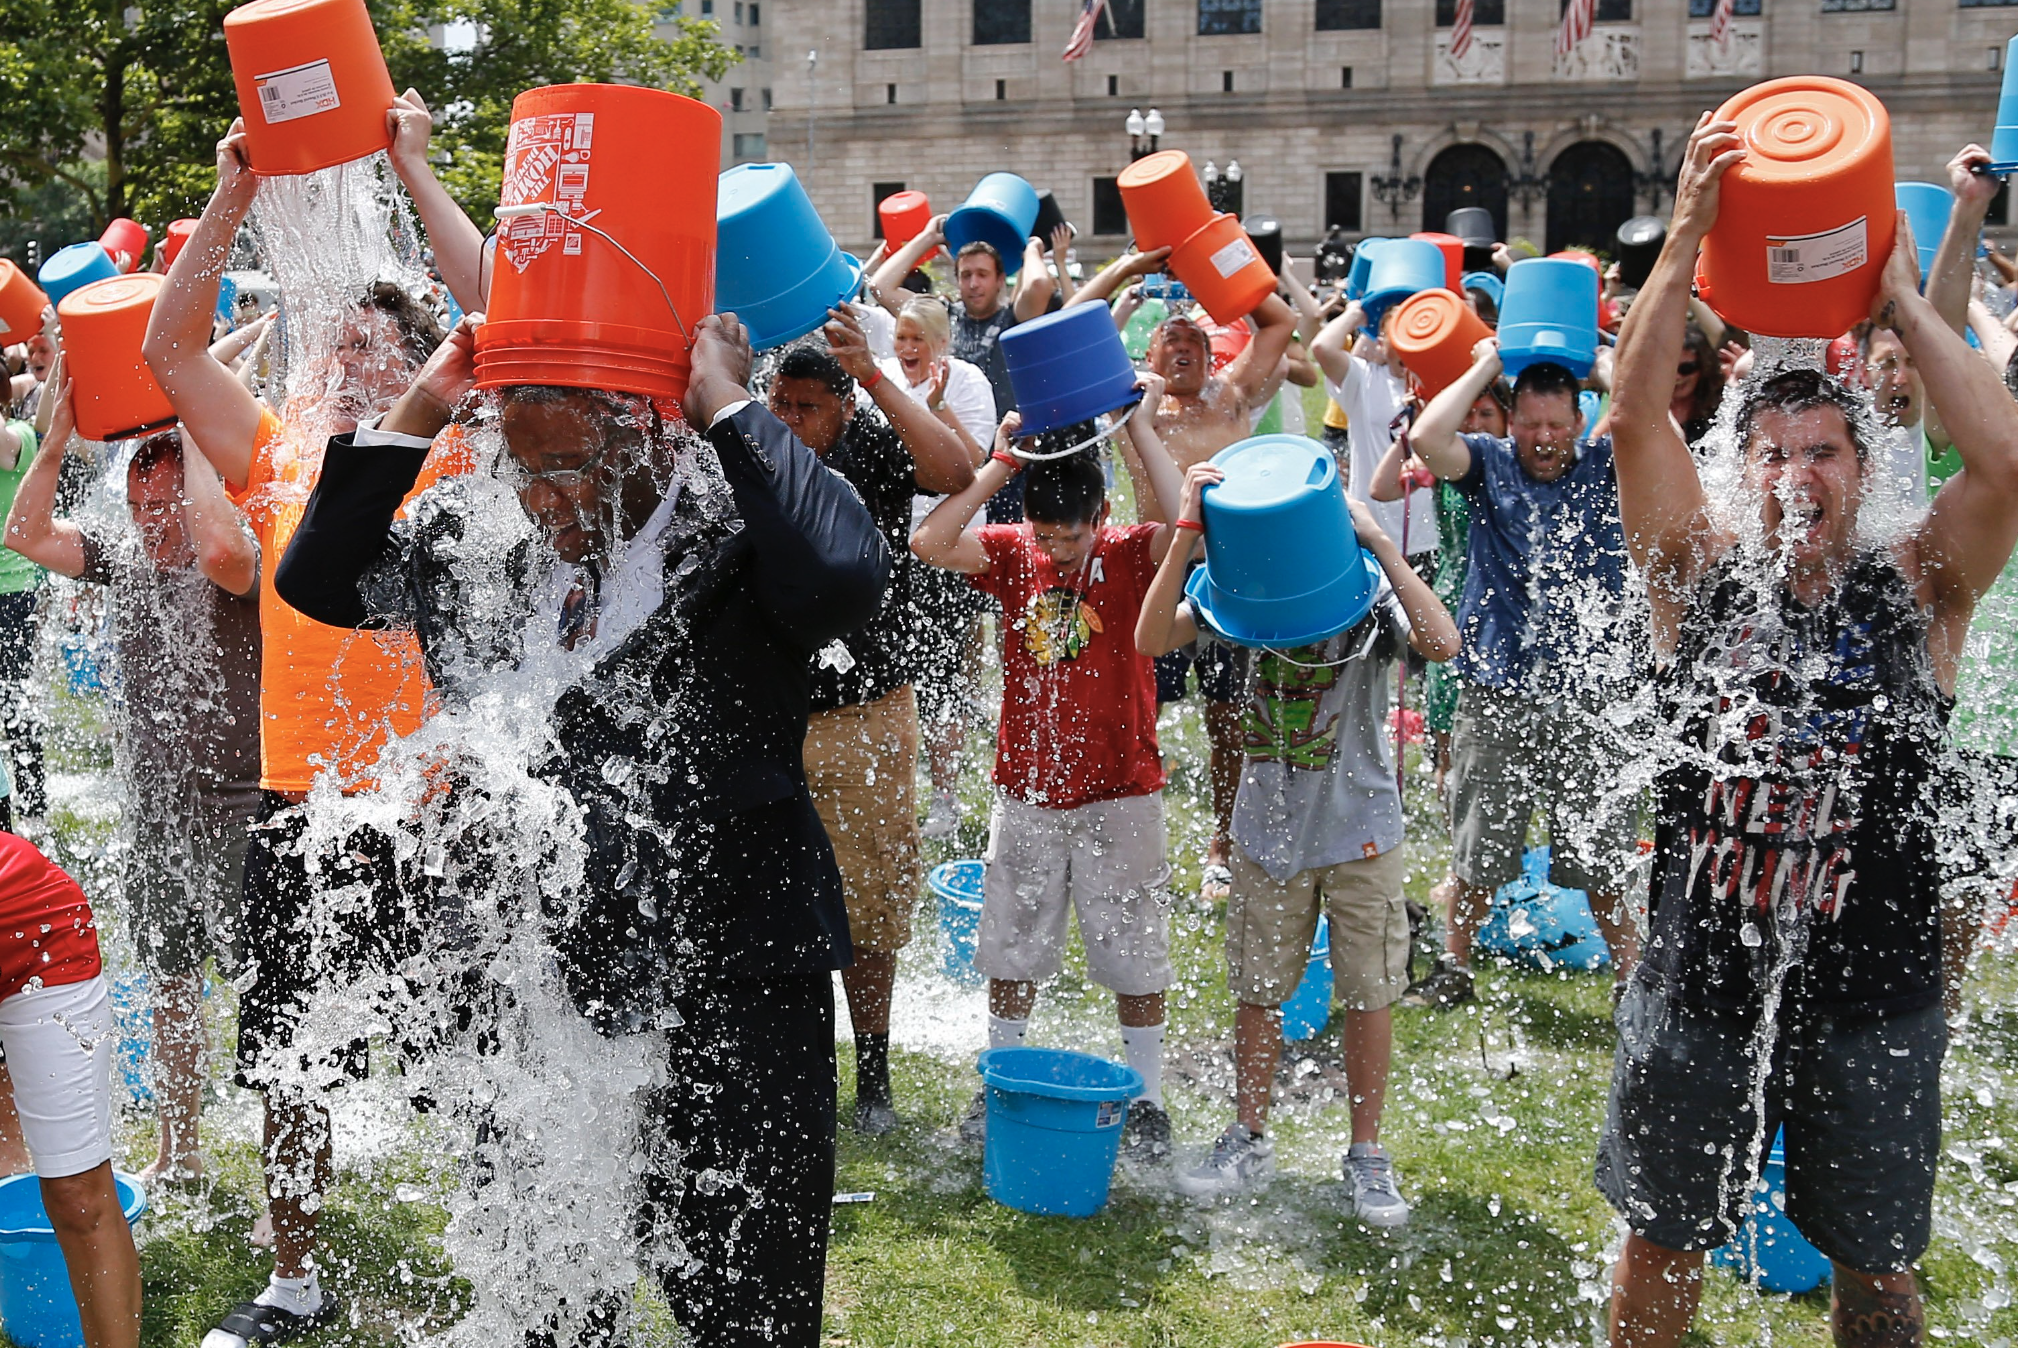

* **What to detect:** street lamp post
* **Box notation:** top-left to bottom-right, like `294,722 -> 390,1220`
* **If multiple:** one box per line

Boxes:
1126,107 -> 1164,161
1369,134 -> 1421,220
1204,159 -> 1244,214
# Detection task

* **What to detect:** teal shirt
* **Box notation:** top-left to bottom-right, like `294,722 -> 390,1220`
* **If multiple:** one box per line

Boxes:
0,422 -> 41,596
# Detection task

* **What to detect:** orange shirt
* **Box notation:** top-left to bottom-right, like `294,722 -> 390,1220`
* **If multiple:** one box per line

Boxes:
234,409 -> 469,794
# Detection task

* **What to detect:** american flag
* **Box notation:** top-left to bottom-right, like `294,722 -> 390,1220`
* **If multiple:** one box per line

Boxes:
1450,0 -> 1475,59
1556,0 -> 1594,57
1063,0 -> 1107,62
1709,0 -> 1735,47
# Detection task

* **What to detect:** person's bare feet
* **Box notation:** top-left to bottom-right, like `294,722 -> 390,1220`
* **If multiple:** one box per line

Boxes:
139,1152 -> 204,1188
250,1211 -> 276,1248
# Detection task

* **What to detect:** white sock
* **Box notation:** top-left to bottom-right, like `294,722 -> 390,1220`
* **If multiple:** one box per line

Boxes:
256,1270 -> 322,1316
987,1014 -> 1029,1051
1120,1022 -> 1166,1108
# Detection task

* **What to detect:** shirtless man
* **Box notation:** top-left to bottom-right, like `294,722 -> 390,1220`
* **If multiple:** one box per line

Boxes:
1072,248 -> 1297,897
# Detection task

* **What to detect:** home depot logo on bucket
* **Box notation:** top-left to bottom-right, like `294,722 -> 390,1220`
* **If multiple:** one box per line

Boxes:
499,112 -> 597,272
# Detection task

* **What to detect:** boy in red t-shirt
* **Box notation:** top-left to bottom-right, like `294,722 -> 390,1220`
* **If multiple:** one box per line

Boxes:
912,399 -> 1184,1159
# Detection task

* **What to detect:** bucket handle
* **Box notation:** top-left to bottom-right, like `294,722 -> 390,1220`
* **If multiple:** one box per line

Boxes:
493,204 -> 693,347
1006,389 -> 1147,462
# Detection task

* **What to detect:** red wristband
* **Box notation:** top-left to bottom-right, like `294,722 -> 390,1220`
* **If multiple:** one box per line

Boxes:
1173,518 -> 1205,533
860,366 -> 885,392
990,450 -> 1023,475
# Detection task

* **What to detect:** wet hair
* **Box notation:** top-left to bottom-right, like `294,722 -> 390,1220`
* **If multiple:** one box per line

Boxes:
1465,285 -> 1499,327
499,384 -> 659,458
363,280 -> 444,367
1023,448 -> 1106,525
955,241 -> 1004,275
128,429 -> 183,484
1734,367 -> 1872,464
898,295 -> 952,354
773,340 -> 854,401
1510,361 -> 1580,412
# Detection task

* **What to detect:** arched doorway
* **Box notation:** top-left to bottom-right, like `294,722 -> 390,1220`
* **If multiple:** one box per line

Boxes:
1422,144 -> 1508,242
1546,141 -> 1635,256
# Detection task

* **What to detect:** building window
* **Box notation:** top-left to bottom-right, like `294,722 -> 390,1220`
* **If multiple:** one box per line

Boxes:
761,87 -> 772,110
872,182 -> 907,238
732,132 -> 766,159
1961,0 -> 2018,6
1849,48 -> 1863,70
733,1 -> 742,22
729,87 -> 744,110
886,82 -> 897,103
1324,171 -> 1363,232
1560,0 -> 1630,16
975,0 -> 1032,44
1315,0 -> 1381,28
699,0 -> 712,13
748,43 -> 760,56
1107,73 -> 1119,95
1821,0 -> 1893,10
864,0 -> 920,48
1096,0 -> 1145,38
749,1 -> 760,22
1198,0 -> 1262,36
995,77 -> 1007,99
1222,69 -> 1235,91
1341,66 -> 1353,86
1093,178 -> 1128,236
1687,0 -> 1758,12
1436,0 -> 1503,23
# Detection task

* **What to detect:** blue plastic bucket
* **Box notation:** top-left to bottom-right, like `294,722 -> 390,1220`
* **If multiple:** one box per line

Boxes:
109,972 -> 152,1104
944,173 -> 1040,277
1280,916 -> 1333,1042
1497,257 -> 1600,380
1895,182 -> 1956,282
715,163 -> 862,351
1460,270 -> 1504,310
1475,845 -> 1610,971
1993,37 -> 2018,172
1189,435 -> 1380,648
999,303 -> 1142,436
1344,237 -> 1391,301
1710,1128 -> 1832,1295
1361,238 -> 1445,328
0,1173 -> 148,1348
978,1047 -> 1142,1217
36,244 -> 117,309
928,860 -> 985,985
57,636 -> 102,698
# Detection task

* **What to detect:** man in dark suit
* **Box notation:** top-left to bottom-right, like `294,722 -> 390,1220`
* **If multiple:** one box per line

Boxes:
274,311 -> 891,1347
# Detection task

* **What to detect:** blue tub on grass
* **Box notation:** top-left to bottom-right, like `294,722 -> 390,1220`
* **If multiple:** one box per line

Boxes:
0,1172 -> 147,1348
1475,845 -> 1610,972
978,1046 -> 1141,1218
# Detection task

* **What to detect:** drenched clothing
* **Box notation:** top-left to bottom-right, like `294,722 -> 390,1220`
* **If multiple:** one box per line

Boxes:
808,414 -> 918,713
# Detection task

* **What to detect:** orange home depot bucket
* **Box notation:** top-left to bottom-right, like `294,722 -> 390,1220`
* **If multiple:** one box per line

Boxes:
57,274 -> 177,443
223,0 -> 397,175
1411,231 -> 1465,291
0,262 -> 49,344
1118,150 -> 1215,253
98,219 -> 149,273
476,84 -> 720,406
1696,76 -> 1896,340
1391,287 -> 1494,399
160,220 -> 200,270
879,190 -> 936,256
1168,213 -> 1277,325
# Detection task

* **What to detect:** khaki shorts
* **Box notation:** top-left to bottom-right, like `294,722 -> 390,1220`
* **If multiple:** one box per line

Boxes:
803,685 -> 922,955
1447,685 -> 1639,895
1227,842 -> 1410,1011
976,791 -> 1172,995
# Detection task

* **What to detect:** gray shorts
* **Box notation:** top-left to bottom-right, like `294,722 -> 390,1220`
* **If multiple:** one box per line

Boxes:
125,779 -> 261,978
1595,977 -> 1946,1272
1447,685 -> 1639,895
976,792 -> 1172,995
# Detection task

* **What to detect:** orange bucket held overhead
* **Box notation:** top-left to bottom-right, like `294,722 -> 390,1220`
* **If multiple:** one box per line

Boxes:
1410,231 -> 1465,291
879,190 -> 938,258
1391,288 -> 1494,400
223,0 -> 398,175
1117,150 -> 1215,253
476,84 -> 721,407
160,220 -> 200,270
1168,212 -> 1278,325
98,219 -> 149,273
0,262 -> 49,345
57,274 -> 178,443
1696,76 -> 1896,340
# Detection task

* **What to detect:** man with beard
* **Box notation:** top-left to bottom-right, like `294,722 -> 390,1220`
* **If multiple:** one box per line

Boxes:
1599,115 -> 2018,1348
275,310 -> 889,1347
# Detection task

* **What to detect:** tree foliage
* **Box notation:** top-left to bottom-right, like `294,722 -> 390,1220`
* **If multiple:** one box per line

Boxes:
0,0 -> 734,263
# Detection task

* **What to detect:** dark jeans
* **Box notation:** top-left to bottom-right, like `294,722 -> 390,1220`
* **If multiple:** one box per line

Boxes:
0,591 -> 45,816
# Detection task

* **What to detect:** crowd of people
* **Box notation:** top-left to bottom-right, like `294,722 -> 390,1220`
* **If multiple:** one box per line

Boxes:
0,83 -> 2014,1348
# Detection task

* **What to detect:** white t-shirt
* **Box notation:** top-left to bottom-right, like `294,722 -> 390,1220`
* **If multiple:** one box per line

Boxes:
1328,356 -> 1435,553
1876,418 -> 1929,507
879,354 -> 997,533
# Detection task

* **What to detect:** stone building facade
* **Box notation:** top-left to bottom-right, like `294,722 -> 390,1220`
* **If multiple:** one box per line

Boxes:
730,0 -> 2016,257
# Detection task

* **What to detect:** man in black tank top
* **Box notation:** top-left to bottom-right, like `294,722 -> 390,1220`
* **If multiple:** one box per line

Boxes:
1600,117 -> 2018,1348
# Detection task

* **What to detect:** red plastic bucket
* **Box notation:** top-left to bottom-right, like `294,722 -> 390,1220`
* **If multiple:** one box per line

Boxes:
57,274 -> 178,443
879,190 -> 937,258
224,0 -> 398,175
160,220 -> 200,270
476,84 -> 720,407
1118,150 -> 1215,253
1411,231 -> 1465,291
1168,213 -> 1277,325
98,219 -> 149,273
0,262 -> 48,345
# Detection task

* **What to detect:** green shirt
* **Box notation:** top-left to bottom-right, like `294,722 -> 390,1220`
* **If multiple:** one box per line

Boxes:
0,422 -> 42,596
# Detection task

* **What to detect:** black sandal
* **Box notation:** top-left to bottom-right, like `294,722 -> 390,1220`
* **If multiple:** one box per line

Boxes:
213,1292 -> 344,1346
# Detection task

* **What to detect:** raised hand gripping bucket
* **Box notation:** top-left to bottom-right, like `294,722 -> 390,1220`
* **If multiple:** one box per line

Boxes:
716,162 -> 860,352
1118,150 -> 1216,253
878,190 -> 936,257
58,274 -> 178,443
928,860 -> 984,984
1498,257 -> 1601,380
1709,1127 -> 1831,1294
1696,76 -> 1895,340
1895,182 -> 1957,283
159,219 -> 201,271
98,219 -> 149,273
1169,213 -> 1277,325
1391,288 -> 1494,399
1280,915 -> 1333,1042
1344,237 -> 1390,301
0,263 -> 49,344
224,0 -> 398,175
978,1047 -> 1142,1218
999,303 -> 1142,436
1360,237 -> 1446,329
1186,435 -> 1381,649
477,85 -> 720,404
1410,231 -> 1465,291
944,173 -> 1040,275
0,1172 -> 148,1348
36,243 -> 118,308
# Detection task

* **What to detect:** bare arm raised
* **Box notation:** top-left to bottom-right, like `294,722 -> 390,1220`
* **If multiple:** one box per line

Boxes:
4,360 -> 83,579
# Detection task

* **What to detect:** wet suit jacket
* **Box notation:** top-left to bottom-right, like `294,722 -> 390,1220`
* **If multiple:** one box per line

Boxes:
274,402 -> 891,1032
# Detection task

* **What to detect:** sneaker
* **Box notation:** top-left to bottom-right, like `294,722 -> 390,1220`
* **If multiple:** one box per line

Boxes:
1174,1124 -> 1275,1198
1345,1142 -> 1410,1228
958,1088 -> 988,1146
852,1099 -> 898,1137
1400,955 -> 1474,1010
1121,1100 -> 1173,1164
922,790 -> 960,840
